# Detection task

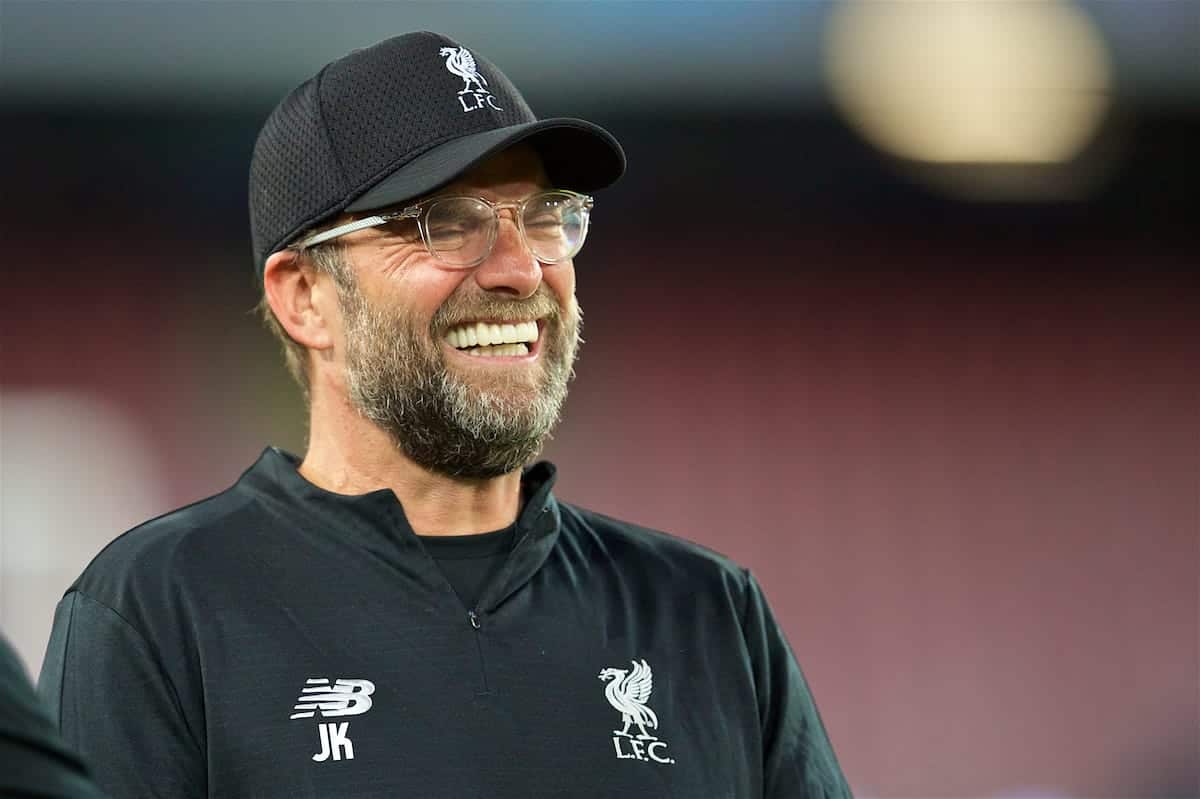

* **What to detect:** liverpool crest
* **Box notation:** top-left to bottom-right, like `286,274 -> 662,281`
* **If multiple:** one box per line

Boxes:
598,659 -> 675,765
439,46 -> 501,112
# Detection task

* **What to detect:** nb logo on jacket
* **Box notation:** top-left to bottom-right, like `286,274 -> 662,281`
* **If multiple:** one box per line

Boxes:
290,677 -> 376,762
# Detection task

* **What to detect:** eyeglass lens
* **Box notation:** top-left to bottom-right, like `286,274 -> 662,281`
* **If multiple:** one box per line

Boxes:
423,192 -> 589,266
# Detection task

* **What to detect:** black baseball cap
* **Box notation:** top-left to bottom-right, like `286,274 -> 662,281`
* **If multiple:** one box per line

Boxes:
248,32 -> 626,277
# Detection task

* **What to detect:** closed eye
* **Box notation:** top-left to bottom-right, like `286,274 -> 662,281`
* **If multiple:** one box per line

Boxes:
379,217 -> 421,241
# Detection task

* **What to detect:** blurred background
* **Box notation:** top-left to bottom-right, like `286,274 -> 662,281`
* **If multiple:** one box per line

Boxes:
1,1 -> 1196,796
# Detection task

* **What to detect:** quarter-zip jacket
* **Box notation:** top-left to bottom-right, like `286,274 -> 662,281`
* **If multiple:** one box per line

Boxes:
38,447 -> 852,798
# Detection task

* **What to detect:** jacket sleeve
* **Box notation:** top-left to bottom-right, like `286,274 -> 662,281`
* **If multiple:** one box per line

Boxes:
0,630 -> 107,798
741,570 -> 854,799
37,590 -> 206,799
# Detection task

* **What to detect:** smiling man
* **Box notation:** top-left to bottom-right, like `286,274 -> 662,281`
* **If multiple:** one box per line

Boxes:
279,144 -> 586,513
38,33 -> 852,798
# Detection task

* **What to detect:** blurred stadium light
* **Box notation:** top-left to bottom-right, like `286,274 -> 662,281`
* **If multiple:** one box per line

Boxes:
0,392 -> 168,673
824,1 -> 1116,200
824,1 -> 1111,165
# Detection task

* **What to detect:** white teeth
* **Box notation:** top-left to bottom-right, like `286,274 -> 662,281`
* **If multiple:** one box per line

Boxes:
445,320 -> 540,348
467,343 -> 529,358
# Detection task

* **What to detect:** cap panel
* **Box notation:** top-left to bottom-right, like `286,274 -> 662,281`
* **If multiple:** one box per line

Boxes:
321,33 -> 536,203
248,74 -> 348,265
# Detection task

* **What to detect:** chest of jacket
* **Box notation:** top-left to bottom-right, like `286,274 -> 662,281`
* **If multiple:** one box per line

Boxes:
191,558 -> 760,798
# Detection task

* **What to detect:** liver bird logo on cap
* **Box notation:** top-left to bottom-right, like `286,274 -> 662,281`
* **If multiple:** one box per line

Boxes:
440,47 -> 489,95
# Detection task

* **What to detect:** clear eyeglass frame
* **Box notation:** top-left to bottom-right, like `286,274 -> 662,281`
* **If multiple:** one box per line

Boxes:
292,189 -> 594,268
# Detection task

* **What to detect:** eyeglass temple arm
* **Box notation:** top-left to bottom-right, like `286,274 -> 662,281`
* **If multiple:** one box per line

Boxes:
293,208 -> 418,250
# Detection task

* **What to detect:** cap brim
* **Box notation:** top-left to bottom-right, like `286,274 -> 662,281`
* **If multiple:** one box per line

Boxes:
346,118 -> 625,212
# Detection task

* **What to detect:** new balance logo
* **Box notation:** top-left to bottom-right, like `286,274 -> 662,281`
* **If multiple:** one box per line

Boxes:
290,678 -> 375,719
290,677 -> 375,762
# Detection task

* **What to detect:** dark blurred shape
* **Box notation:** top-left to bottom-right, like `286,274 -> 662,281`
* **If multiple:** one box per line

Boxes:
0,632 -> 105,798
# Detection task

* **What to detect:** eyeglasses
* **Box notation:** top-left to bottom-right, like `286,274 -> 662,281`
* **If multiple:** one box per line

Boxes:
294,189 -> 594,268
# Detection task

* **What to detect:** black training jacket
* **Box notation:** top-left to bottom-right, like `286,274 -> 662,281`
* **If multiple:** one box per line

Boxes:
38,447 -> 852,798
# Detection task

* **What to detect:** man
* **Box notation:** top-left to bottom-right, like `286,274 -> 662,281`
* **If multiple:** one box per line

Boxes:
39,33 -> 852,798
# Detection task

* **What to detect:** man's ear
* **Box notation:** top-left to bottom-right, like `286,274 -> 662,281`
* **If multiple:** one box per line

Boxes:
262,250 -> 337,352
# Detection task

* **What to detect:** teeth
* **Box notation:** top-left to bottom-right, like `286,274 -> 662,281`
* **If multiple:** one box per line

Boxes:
466,343 -> 529,357
444,320 -> 539,348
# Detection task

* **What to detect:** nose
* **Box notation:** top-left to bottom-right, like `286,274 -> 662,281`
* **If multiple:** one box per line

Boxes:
472,214 -> 542,299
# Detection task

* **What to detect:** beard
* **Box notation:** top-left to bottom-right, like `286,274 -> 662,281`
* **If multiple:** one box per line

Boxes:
337,276 -> 581,479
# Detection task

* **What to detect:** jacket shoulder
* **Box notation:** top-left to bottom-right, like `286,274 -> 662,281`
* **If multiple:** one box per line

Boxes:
69,479 -> 259,612
557,501 -> 749,588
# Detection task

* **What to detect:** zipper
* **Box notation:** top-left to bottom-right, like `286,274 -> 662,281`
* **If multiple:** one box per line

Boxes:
463,521 -> 545,691
467,608 -> 489,693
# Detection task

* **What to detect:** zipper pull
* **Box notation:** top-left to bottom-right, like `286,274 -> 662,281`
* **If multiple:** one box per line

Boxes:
468,610 -> 481,630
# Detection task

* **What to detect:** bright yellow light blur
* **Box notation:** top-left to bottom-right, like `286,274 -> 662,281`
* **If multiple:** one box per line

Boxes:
824,0 -> 1112,165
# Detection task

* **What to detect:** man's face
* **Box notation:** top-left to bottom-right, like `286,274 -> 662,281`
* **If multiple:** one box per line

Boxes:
325,145 -> 582,479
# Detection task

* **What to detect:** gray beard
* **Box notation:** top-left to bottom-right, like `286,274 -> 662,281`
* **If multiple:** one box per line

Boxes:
339,282 -> 580,479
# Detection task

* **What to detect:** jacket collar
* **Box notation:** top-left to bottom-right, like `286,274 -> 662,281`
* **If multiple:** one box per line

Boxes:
238,447 -> 561,612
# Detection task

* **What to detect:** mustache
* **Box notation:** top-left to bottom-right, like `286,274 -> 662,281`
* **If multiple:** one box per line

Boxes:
431,287 -> 564,331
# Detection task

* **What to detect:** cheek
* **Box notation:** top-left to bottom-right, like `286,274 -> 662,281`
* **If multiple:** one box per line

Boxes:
369,238 -> 428,278
544,261 -> 577,305
361,243 -> 466,300
385,269 -> 472,326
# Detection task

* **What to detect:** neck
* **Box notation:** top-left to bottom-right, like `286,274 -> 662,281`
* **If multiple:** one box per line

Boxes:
298,380 -> 523,537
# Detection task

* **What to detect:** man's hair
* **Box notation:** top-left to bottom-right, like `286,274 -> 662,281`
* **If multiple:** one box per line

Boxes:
256,239 -> 352,403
